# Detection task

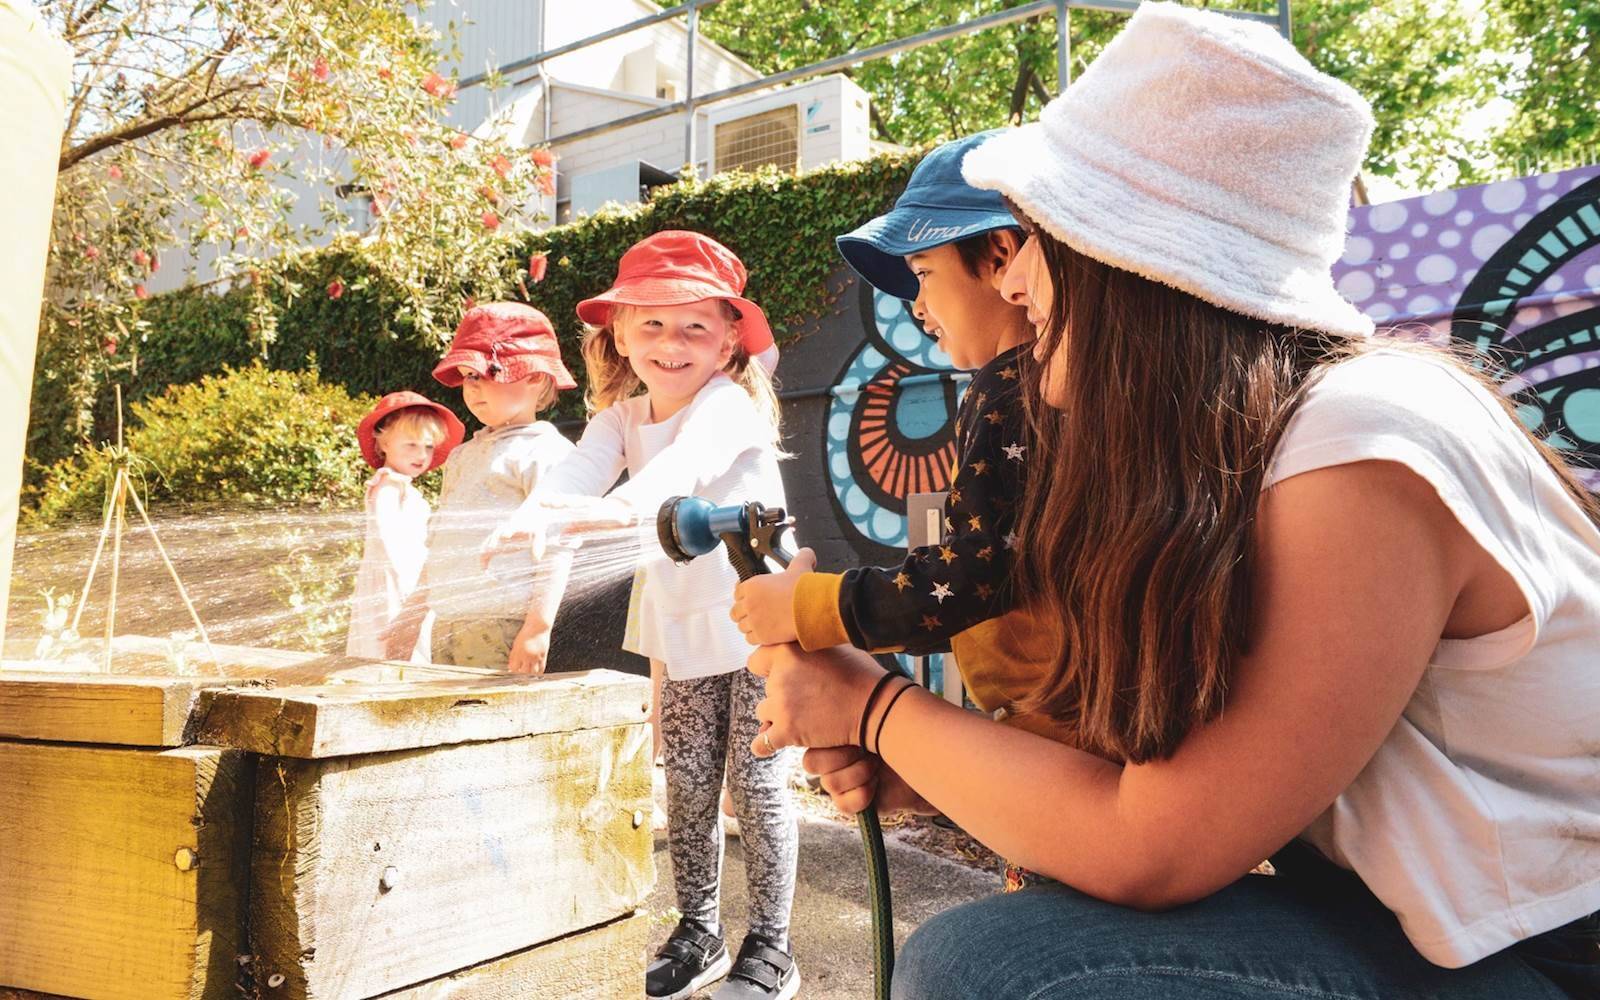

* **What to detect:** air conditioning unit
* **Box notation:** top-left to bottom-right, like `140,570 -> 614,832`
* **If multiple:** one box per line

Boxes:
715,106 -> 801,174
705,74 -> 872,177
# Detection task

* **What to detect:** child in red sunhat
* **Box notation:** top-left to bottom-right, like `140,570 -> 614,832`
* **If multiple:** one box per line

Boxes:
385,302 -> 579,672
482,231 -> 801,1000
346,392 -> 464,662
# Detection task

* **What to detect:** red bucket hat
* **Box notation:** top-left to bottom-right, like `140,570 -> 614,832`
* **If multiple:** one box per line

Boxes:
356,391 -> 466,472
432,302 -> 578,390
576,230 -> 775,355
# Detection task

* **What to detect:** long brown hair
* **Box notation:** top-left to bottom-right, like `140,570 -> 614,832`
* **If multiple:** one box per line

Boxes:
1017,232 -> 1600,765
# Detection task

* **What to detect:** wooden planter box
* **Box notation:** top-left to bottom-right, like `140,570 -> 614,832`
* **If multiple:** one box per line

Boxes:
0,638 -> 654,1000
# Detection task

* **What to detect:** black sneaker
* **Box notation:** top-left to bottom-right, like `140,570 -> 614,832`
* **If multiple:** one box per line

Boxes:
646,918 -> 731,1000
710,933 -> 800,1000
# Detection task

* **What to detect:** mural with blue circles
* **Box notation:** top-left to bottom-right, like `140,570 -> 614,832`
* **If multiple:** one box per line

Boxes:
1332,164 -> 1600,490
823,285 -> 963,553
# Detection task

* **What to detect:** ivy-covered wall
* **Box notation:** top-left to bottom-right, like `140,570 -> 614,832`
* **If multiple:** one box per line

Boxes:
25,152 -> 920,488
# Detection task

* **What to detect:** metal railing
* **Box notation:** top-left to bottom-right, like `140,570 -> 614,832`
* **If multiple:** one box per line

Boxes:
458,0 -> 1290,172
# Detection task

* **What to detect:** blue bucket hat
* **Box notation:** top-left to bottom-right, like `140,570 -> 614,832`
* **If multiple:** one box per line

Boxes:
836,130 -> 1021,301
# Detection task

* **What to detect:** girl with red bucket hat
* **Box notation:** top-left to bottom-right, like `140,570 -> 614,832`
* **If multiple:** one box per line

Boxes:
385,302 -> 580,673
483,231 -> 801,1000
345,392 -> 463,662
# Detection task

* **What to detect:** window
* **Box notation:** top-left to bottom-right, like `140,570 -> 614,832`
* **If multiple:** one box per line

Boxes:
714,106 -> 800,174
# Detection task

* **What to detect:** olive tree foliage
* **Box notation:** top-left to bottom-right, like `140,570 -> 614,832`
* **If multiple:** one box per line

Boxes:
40,0 -> 551,436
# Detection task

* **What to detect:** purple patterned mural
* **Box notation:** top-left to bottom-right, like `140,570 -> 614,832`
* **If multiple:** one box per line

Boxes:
1334,166 -> 1600,489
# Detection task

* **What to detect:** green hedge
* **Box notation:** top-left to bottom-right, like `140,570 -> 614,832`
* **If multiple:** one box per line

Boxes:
26,152 -> 920,498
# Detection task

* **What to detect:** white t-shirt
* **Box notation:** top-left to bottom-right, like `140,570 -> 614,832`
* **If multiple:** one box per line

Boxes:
538,373 -> 789,680
1267,348 -> 1600,968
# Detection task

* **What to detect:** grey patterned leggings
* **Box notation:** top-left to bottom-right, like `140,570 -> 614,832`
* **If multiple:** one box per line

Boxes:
661,667 -> 799,944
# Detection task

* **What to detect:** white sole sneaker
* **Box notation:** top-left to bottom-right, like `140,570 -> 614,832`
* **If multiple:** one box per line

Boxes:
652,949 -> 732,1000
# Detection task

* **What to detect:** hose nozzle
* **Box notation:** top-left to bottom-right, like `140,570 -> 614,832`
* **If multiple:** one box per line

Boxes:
657,496 -> 794,580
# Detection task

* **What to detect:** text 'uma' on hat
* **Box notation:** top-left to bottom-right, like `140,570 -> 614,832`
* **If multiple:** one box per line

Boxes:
961,1 -> 1376,338
576,230 -> 775,355
433,301 -> 578,390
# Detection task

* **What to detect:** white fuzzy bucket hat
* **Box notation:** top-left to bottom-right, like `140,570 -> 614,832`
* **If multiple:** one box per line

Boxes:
962,1 -> 1376,338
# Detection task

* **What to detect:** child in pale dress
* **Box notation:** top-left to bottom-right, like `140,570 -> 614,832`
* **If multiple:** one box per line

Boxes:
346,392 -> 464,662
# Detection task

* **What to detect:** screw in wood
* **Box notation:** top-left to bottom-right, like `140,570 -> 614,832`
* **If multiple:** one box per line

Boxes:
173,848 -> 198,871
380,865 -> 400,892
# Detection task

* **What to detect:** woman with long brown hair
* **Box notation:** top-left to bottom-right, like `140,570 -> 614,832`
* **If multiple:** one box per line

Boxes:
729,3 -> 1600,997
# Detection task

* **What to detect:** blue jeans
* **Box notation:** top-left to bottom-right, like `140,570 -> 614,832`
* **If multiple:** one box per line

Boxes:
893,847 -> 1570,999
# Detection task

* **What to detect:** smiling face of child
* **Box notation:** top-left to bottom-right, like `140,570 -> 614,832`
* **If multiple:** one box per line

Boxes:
613,300 -> 738,422
908,230 -> 1030,371
458,369 -> 551,429
377,425 -> 438,477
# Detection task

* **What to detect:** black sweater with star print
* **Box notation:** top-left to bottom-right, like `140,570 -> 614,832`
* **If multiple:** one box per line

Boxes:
792,343 -> 1031,656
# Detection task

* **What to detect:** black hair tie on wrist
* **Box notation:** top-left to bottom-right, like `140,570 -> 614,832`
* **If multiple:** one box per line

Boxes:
858,671 -> 900,751
872,680 -> 915,756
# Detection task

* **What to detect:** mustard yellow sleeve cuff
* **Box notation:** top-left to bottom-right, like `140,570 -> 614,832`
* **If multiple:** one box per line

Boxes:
793,572 -> 849,652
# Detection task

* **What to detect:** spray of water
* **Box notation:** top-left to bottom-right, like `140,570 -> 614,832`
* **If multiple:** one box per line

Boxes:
6,502 -> 663,670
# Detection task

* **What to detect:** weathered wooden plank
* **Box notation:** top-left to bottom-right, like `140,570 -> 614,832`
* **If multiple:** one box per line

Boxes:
0,636 -> 500,747
195,670 -> 650,757
251,722 -> 654,1000
4,635 -> 497,683
0,742 -> 251,1000
378,911 -> 650,999
0,672 -> 198,746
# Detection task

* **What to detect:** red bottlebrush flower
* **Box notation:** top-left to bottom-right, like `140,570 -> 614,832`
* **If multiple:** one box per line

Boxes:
377,66 -> 393,81
421,72 -> 455,99
450,134 -> 468,150
371,194 -> 388,217
312,58 -> 330,82
83,245 -> 100,261
235,226 -> 250,239
528,252 -> 548,283
481,211 -> 500,231
491,154 -> 512,179
133,284 -> 149,300
537,171 -> 556,197
106,164 -> 124,181
148,253 -> 160,273
247,149 -> 270,169
132,249 -> 149,268
102,336 -> 118,356
530,148 -> 555,168
327,279 -> 345,300
479,184 -> 498,202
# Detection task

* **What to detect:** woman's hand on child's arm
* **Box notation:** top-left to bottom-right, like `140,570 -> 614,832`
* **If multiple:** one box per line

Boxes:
803,746 -> 935,816
731,548 -> 816,646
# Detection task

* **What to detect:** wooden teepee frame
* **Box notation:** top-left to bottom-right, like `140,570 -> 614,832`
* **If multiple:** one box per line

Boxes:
66,387 -> 213,672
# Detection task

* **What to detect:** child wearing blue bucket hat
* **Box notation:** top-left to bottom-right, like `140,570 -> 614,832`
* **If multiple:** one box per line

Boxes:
732,130 -> 1064,745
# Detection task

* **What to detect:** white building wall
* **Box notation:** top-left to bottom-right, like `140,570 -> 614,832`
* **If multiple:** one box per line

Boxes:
439,0 -> 760,136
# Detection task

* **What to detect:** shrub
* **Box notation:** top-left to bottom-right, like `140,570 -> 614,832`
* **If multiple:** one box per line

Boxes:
27,363 -> 375,525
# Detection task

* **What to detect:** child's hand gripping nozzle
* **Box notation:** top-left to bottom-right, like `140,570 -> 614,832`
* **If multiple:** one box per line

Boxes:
654,496 -> 896,1000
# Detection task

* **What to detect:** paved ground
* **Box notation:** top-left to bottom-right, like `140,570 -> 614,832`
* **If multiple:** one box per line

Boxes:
643,770 -> 996,999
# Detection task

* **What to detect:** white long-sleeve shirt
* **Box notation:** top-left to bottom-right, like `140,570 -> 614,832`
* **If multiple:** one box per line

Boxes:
539,373 -> 788,679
